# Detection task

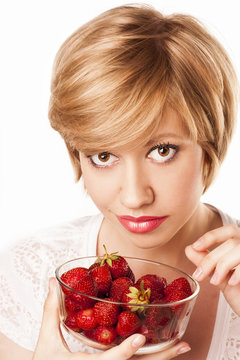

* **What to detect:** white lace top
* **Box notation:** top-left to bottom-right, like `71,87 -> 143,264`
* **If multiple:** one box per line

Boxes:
0,206 -> 239,359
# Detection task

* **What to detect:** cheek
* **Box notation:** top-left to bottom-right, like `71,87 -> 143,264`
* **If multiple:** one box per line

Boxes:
156,149 -> 204,209
81,164 -> 119,210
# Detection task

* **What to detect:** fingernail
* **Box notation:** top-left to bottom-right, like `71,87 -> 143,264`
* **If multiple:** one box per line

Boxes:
210,271 -> 219,285
132,334 -> 145,348
178,345 -> 191,354
192,238 -> 203,249
228,273 -> 238,286
192,267 -> 203,280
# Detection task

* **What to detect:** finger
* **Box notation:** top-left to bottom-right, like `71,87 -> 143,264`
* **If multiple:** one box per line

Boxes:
210,245 -> 240,286
192,224 -> 240,251
188,240 -> 240,283
40,278 -> 61,335
36,277 -> 69,352
131,341 -> 191,359
99,334 -> 145,360
228,264 -> 240,286
185,245 -> 208,268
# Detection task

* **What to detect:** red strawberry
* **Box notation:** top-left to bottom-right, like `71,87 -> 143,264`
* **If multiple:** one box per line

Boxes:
109,277 -> 133,301
138,324 -> 159,344
145,300 -> 173,329
89,262 -> 99,272
94,299 -> 120,326
163,289 -> 188,311
95,325 -> 117,345
65,312 -> 80,332
136,274 -> 167,301
95,245 -> 131,279
126,267 -> 135,283
116,311 -> 141,337
65,294 -> 82,313
121,282 -> 151,312
71,274 -> 98,309
60,267 -> 89,294
159,317 -> 178,341
75,308 -> 98,330
89,264 -> 112,295
84,328 -> 96,341
164,277 -> 192,297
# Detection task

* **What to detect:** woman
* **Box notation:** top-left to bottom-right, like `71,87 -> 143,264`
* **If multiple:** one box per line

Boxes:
0,4 -> 239,359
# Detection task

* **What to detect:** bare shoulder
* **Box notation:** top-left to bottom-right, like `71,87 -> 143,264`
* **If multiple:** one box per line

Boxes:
0,332 -> 33,360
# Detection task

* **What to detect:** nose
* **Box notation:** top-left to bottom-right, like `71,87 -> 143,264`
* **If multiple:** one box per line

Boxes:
119,160 -> 154,209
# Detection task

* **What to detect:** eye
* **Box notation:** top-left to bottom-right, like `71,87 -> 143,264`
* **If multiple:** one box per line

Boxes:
89,152 -> 118,167
147,144 -> 178,163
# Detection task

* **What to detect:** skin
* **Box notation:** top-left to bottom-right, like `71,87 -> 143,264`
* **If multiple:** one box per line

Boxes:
1,108 -> 239,359
80,107 -> 207,265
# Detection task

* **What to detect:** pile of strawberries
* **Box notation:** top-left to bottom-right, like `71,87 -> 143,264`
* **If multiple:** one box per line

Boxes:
59,246 -> 192,346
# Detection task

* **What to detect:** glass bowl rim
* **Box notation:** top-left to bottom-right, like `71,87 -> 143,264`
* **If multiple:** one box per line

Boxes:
55,255 -> 200,307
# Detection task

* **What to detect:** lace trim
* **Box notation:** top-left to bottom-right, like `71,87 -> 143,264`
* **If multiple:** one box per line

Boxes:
222,311 -> 240,360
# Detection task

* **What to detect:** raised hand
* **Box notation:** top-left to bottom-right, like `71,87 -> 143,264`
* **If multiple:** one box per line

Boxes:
185,224 -> 240,316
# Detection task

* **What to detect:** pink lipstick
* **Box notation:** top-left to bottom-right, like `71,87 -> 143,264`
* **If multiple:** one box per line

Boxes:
116,215 -> 168,234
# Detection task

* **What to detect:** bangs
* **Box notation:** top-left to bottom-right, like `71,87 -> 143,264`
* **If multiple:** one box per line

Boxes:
50,35 -> 196,154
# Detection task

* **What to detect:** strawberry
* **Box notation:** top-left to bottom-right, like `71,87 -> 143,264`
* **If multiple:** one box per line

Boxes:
65,312 -> 80,332
94,298 -> 120,326
71,274 -> 98,309
121,282 -> 151,313
89,263 -> 112,295
126,267 -> 135,283
109,277 -> 133,301
60,267 -> 89,294
95,325 -> 117,345
84,328 -> 96,341
136,274 -> 167,301
138,324 -> 159,344
163,289 -> 188,311
75,308 -> 98,330
145,300 -> 173,329
116,311 -> 141,337
95,245 -> 131,279
164,277 -> 192,297
65,294 -> 82,313
159,317 -> 178,340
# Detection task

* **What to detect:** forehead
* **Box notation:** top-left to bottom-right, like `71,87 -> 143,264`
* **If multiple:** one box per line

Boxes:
152,107 -> 190,139
137,109 -> 192,152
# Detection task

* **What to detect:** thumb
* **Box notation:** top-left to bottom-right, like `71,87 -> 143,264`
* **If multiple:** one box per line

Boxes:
41,277 -> 60,334
35,277 -> 69,351
185,244 -> 208,268
101,333 -> 146,360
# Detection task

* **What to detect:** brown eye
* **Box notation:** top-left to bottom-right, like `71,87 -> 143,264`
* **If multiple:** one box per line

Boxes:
90,152 -> 118,167
148,144 -> 178,163
98,152 -> 110,162
158,147 -> 170,157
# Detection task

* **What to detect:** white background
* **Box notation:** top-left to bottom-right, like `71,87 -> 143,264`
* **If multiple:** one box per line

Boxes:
0,0 -> 240,251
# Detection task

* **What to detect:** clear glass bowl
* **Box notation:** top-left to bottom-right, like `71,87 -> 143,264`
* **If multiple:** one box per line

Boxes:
56,256 -> 199,354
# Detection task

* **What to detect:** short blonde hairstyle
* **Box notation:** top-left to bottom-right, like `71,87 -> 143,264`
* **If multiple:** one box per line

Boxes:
49,4 -> 239,191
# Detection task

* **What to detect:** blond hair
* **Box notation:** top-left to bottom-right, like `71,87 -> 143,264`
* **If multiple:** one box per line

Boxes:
49,4 -> 239,191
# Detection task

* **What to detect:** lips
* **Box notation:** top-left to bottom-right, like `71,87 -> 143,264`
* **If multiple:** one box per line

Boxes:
116,215 -> 168,234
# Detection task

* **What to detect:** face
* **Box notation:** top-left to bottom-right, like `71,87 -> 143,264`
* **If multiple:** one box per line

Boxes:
79,108 -> 204,250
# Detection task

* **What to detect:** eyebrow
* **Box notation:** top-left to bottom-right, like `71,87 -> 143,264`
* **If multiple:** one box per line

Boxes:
146,132 -> 188,146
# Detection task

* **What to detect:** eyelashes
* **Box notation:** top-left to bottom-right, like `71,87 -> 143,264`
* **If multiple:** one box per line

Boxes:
87,152 -> 119,167
147,143 -> 178,163
86,143 -> 179,168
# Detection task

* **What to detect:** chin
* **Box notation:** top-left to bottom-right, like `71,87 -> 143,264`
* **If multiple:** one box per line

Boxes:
129,235 -> 169,250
